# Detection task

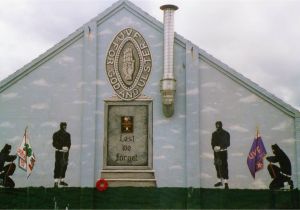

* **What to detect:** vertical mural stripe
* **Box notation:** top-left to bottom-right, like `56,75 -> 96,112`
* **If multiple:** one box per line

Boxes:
185,41 -> 200,187
80,22 -> 98,187
295,113 -> 300,189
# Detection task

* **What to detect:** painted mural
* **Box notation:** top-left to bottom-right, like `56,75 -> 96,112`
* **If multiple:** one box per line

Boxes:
0,0 -> 298,197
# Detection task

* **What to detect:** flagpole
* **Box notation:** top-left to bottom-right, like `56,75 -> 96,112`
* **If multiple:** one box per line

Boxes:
24,126 -> 28,146
24,126 -> 28,166
25,126 -> 30,179
24,126 -> 29,209
255,126 -> 258,179
256,126 -> 259,139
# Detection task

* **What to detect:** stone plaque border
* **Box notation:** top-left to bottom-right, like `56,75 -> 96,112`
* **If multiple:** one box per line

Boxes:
103,96 -> 153,170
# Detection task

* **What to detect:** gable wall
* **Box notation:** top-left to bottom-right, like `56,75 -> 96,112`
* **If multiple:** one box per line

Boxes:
0,38 -> 84,187
95,7 -> 188,187
0,2 -> 297,189
195,58 -> 296,189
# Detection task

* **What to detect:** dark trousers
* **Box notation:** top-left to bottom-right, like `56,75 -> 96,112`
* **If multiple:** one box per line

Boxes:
268,164 -> 292,190
0,163 -> 16,188
214,151 -> 228,179
54,151 -> 69,179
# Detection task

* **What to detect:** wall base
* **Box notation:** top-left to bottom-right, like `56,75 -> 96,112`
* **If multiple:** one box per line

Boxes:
101,170 -> 156,187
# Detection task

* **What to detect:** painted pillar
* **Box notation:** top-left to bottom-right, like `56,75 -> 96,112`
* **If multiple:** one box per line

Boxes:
185,41 -> 201,187
80,22 -> 98,187
295,112 -> 300,189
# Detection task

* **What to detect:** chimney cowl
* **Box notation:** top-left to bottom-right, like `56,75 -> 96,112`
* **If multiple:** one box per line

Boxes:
160,4 -> 178,11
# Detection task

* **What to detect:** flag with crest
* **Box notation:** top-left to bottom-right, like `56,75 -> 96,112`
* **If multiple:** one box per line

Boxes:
17,127 -> 36,178
247,129 -> 267,178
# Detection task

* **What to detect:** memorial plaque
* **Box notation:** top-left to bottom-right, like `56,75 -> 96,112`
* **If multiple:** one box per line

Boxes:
102,28 -> 155,186
103,98 -> 153,170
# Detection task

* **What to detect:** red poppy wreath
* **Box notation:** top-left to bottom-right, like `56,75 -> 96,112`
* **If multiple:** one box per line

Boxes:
96,178 -> 108,191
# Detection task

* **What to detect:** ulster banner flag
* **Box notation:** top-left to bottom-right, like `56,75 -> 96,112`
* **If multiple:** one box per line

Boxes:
16,127 -> 36,178
247,129 -> 267,178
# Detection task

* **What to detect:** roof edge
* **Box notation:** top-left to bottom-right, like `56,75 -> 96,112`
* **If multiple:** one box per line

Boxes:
196,45 -> 299,117
0,0 -> 187,93
1,0 -> 296,119
0,31 -> 83,93
93,0 -> 186,47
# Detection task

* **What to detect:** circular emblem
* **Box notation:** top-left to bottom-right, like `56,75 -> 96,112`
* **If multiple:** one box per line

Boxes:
106,28 -> 152,100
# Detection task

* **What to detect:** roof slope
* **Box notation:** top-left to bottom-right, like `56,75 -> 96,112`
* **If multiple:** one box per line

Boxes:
0,0 -> 298,117
197,47 -> 299,117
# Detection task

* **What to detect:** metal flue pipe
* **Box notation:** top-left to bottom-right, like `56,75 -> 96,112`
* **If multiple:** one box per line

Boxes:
160,4 -> 178,117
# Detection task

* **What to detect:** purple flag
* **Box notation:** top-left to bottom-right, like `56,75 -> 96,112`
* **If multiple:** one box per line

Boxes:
247,134 -> 267,178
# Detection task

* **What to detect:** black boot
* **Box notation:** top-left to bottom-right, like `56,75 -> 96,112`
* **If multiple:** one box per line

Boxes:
214,182 -> 223,187
59,181 -> 68,187
288,180 -> 294,190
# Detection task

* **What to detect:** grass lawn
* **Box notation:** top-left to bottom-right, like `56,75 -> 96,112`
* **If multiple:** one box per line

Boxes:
0,187 -> 298,209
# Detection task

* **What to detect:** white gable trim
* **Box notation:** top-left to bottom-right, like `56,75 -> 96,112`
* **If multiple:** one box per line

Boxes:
0,31 -> 83,93
0,0 -> 186,94
197,47 -> 299,117
0,0 -> 298,118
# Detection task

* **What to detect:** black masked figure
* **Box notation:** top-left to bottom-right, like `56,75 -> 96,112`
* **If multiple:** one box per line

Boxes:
266,144 -> 293,190
0,144 -> 17,188
53,122 -> 71,187
211,121 -> 230,189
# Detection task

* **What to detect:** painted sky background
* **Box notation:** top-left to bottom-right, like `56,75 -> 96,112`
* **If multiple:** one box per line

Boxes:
0,0 -> 299,110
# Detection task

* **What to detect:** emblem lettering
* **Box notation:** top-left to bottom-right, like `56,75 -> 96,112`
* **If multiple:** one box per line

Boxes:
106,28 -> 152,100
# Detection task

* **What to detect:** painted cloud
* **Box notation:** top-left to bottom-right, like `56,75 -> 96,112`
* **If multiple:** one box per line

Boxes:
154,155 -> 166,160
239,94 -> 259,103
32,79 -> 50,87
228,125 -> 249,133
0,121 -> 15,128
200,173 -> 212,179
272,121 -> 290,131
169,165 -> 183,170
162,145 -> 175,150
41,121 -> 58,128
186,88 -> 199,96
201,106 -> 218,113
200,152 -> 214,160
99,29 -> 112,36
31,103 -> 49,110
1,92 -> 18,99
